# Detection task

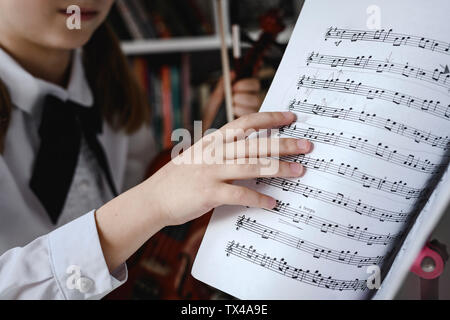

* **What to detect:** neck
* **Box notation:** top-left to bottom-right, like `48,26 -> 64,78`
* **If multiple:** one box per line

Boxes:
0,33 -> 72,87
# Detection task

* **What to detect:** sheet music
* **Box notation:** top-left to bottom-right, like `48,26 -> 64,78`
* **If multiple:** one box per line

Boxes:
374,165 -> 450,299
192,0 -> 450,299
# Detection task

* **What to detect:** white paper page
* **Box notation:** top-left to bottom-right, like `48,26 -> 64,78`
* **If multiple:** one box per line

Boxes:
374,165 -> 450,299
192,0 -> 450,299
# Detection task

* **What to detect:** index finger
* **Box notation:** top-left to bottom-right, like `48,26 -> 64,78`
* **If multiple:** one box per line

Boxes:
233,78 -> 261,93
219,111 -> 296,136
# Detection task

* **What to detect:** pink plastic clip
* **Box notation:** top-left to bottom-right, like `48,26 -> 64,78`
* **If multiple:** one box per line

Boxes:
411,241 -> 446,280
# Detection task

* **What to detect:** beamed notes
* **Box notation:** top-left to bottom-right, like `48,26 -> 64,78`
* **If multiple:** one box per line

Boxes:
257,178 -> 410,223
225,241 -> 369,291
297,76 -> 450,120
289,99 -> 449,150
307,52 -> 450,90
283,154 -> 427,199
279,125 -> 445,174
234,215 -> 387,267
324,27 -> 450,56
193,0 -> 450,299
266,202 -> 402,245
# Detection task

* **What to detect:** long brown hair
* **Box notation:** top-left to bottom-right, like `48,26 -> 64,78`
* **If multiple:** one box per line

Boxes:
0,23 -> 150,153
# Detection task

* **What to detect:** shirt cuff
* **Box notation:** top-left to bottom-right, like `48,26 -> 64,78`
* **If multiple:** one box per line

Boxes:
48,210 -> 128,300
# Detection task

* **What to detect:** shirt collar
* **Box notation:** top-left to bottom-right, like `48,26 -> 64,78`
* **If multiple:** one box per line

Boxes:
0,47 -> 94,114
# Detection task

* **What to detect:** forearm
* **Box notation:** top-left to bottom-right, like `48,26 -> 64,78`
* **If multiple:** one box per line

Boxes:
95,180 -> 167,272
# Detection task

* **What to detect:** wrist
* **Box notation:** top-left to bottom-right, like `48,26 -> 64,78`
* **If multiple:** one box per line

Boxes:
133,179 -> 170,230
95,182 -> 167,271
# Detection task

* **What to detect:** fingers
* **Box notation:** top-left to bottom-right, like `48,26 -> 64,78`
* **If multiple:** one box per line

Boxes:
232,78 -> 262,117
233,93 -> 261,109
220,112 -> 296,138
234,105 -> 256,117
218,159 -> 305,180
233,78 -> 261,93
223,137 -> 312,159
217,184 -> 276,210
233,93 -> 261,113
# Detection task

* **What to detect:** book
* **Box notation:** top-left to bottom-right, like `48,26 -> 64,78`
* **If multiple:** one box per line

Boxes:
128,0 -> 157,39
115,0 -> 145,39
181,53 -> 193,132
131,53 -> 211,150
186,0 -> 214,35
149,67 -> 163,151
170,65 -> 182,130
161,65 -> 173,149
112,0 -> 215,39
192,0 -> 450,299
172,0 -> 204,36
151,0 -> 189,37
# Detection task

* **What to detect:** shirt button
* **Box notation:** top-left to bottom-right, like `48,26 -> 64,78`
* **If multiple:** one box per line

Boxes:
77,277 -> 94,293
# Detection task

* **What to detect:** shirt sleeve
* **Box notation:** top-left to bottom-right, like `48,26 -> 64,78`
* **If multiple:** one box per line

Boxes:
0,210 -> 127,300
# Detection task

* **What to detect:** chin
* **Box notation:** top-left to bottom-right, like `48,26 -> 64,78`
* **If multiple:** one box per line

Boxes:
46,28 -> 97,50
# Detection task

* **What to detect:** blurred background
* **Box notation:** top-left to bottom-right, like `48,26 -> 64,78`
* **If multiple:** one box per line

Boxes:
109,0 -> 304,150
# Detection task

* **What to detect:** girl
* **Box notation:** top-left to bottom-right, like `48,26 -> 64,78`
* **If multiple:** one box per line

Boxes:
0,0 -> 312,299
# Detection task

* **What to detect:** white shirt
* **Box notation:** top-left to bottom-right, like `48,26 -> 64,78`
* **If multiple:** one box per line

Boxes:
0,48 -> 157,299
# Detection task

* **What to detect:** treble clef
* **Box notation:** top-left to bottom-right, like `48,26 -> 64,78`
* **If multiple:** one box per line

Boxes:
325,26 -> 334,39
236,215 -> 245,230
225,241 -> 235,256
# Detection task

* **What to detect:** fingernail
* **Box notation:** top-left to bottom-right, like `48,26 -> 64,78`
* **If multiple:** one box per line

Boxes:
290,162 -> 303,175
283,111 -> 294,120
267,198 -> 277,209
297,139 -> 311,151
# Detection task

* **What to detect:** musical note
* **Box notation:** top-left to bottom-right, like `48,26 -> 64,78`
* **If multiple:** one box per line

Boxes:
325,27 -> 450,56
258,178 -> 411,224
282,154 -> 426,199
297,75 -> 450,121
235,215 -> 385,267
225,241 -> 368,291
280,125 -> 445,174
267,201 -> 400,246
289,99 -> 449,150
307,52 -> 450,90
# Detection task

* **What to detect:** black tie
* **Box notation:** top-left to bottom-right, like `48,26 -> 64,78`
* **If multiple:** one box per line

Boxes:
30,95 -> 118,224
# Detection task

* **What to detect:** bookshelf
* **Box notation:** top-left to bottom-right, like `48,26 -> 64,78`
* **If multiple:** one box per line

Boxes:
119,0 -> 301,55
121,26 -> 295,55
114,0 -> 304,150
122,36 -> 230,55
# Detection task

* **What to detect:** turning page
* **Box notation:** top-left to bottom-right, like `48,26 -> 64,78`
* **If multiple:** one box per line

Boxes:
192,0 -> 450,299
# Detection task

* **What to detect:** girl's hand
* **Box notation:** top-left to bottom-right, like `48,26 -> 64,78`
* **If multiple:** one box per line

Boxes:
96,111 -> 313,270
203,74 -> 262,129
144,111 -> 312,226
232,77 -> 262,117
